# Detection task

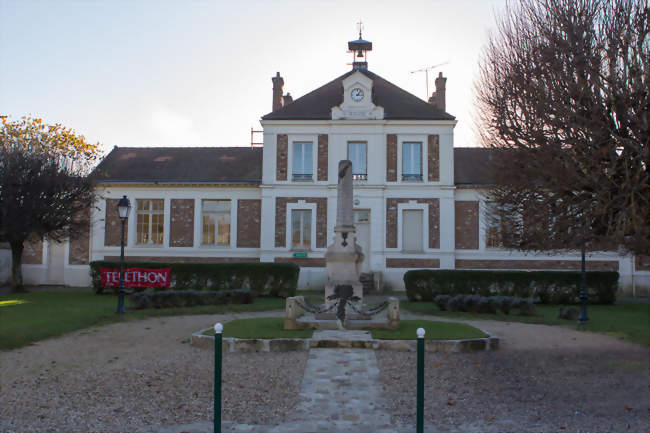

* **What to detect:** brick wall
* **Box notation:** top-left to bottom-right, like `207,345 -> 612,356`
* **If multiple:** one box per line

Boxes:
275,197 -> 327,248
276,134 -> 288,181
169,199 -> 194,247
455,201 -> 479,249
104,256 -> 259,263
386,134 -> 397,182
385,198 -> 440,249
22,236 -> 43,265
274,257 -> 326,267
105,198 -> 128,247
317,134 -> 328,181
456,259 -> 619,271
69,206 -> 90,265
386,258 -> 440,268
427,134 -> 440,182
237,199 -> 261,248
635,255 -> 650,271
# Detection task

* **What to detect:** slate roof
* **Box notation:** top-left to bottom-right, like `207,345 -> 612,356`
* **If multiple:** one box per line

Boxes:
454,147 -> 498,186
93,147 -> 262,184
262,69 -> 455,121
93,146 -> 495,186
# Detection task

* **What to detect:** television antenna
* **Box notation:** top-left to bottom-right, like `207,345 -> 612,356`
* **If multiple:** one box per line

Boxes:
410,62 -> 449,99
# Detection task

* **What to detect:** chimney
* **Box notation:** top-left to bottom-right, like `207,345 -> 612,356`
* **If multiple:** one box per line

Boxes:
283,92 -> 293,105
428,72 -> 447,111
272,72 -> 284,112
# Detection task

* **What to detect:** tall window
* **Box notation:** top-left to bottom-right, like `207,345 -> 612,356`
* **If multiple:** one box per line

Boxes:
291,209 -> 312,250
136,199 -> 164,244
402,209 -> 423,252
485,202 -> 502,248
292,141 -> 313,180
485,202 -> 517,248
348,141 -> 367,180
202,200 -> 231,245
402,142 -> 422,181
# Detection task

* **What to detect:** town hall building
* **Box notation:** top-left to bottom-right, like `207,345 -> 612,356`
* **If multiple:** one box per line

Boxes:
17,35 -> 649,294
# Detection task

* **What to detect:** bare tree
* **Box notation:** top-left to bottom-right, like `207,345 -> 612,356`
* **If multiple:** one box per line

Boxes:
476,0 -> 649,259
0,117 -> 99,292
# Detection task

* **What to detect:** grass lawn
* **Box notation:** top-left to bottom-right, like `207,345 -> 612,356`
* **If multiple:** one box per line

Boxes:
202,317 -> 313,339
371,319 -> 488,340
403,301 -> 650,348
0,290 -> 285,351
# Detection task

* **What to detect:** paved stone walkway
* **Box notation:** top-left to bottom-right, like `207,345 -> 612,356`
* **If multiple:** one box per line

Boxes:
146,330 -> 421,433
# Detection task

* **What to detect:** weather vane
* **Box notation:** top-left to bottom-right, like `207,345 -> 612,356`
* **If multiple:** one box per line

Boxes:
356,20 -> 364,38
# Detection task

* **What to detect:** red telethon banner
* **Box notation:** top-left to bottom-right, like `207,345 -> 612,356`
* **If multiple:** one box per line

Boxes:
100,267 -> 171,288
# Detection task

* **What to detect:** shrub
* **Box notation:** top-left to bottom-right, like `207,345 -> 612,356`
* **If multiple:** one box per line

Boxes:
447,295 -> 463,312
129,289 -> 257,309
404,270 -> 618,305
511,297 -> 537,316
89,261 -> 299,297
491,296 -> 514,314
434,294 -> 536,316
476,297 -> 498,314
434,294 -> 451,311
558,307 -> 580,320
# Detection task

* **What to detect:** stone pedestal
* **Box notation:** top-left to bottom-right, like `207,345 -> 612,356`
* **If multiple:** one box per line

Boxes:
323,160 -> 365,305
387,297 -> 400,329
284,296 -> 308,330
324,230 -> 364,302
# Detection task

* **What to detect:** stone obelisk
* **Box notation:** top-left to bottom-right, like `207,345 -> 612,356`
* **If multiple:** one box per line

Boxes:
324,160 -> 364,302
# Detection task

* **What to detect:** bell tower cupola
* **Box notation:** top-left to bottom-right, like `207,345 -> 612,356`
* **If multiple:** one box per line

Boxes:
348,21 -> 372,70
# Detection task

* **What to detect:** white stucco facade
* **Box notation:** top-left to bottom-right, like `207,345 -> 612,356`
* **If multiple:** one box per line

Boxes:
13,66 -> 649,296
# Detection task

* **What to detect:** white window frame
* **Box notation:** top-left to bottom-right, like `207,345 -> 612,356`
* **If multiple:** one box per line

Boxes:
402,141 -> 423,181
397,136 -> 427,183
286,201 -> 317,251
396,201 -> 429,252
135,199 -> 165,246
201,199 -> 232,247
480,199 -> 520,251
347,141 -> 368,180
291,141 -> 314,181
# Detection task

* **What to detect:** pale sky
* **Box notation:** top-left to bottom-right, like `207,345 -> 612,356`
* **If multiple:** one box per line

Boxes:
0,0 -> 508,156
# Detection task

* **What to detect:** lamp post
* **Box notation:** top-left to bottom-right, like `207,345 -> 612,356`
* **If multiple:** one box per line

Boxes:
116,195 -> 131,314
416,327 -> 425,433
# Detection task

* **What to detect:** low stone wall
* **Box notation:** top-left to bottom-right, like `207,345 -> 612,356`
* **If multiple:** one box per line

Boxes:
191,329 -> 499,353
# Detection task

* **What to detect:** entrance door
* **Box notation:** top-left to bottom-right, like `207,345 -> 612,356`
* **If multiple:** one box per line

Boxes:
402,210 -> 423,252
46,239 -> 66,285
354,210 -> 371,272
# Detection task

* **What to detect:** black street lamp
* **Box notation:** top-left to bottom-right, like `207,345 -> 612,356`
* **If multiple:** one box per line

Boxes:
116,195 -> 131,314
578,245 -> 589,325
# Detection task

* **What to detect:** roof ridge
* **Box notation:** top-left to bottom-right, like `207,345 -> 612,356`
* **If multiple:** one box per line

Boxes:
261,68 -> 455,121
262,69 -> 355,118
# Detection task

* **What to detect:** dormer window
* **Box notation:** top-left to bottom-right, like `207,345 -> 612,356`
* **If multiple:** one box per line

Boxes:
348,141 -> 367,180
402,141 -> 422,181
292,141 -> 313,181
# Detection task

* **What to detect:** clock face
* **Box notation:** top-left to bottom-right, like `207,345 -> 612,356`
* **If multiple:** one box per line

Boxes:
350,87 -> 364,101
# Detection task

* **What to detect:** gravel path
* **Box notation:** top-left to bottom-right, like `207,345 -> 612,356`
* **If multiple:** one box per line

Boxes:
1,311 -> 648,433
0,312 -> 306,433
378,315 -> 650,433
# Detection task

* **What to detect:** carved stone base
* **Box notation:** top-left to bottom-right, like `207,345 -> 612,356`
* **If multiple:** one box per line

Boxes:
324,281 -> 363,303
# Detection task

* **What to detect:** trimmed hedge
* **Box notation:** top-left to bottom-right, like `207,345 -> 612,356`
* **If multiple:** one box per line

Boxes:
404,270 -> 618,305
434,294 -> 538,316
129,289 -> 257,309
90,261 -> 299,297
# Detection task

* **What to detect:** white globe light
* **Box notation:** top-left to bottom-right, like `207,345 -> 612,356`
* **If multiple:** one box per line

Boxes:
416,327 -> 425,338
214,323 -> 224,334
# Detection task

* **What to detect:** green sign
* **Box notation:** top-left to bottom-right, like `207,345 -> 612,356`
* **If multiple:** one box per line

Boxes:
292,252 -> 308,258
